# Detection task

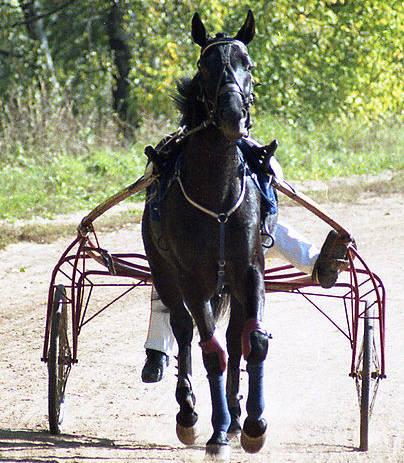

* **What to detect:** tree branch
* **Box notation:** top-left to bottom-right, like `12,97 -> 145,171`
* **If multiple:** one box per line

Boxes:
0,1 -> 20,8
1,0 -> 77,29
0,48 -> 24,58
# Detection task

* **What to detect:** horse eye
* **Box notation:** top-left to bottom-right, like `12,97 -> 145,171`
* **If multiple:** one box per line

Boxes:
247,60 -> 255,71
240,55 -> 253,71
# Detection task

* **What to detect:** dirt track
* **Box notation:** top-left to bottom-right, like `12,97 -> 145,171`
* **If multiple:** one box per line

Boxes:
0,193 -> 403,463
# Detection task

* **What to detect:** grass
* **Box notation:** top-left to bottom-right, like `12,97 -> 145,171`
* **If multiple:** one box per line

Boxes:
251,114 -> 403,181
0,96 -> 402,249
0,148 -> 146,220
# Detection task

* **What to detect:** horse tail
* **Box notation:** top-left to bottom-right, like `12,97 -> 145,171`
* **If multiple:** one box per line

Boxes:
211,293 -> 231,323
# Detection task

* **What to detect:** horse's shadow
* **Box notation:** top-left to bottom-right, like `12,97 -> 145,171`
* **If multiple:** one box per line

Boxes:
0,428 -> 197,462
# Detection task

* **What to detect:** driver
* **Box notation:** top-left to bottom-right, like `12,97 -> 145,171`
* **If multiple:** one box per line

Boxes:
141,135 -> 349,383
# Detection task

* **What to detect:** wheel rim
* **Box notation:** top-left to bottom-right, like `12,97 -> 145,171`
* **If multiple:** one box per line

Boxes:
355,305 -> 381,451
48,285 -> 71,433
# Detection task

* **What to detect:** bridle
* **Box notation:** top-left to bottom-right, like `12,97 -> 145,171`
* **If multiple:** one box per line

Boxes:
154,39 -> 255,149
197,39 -> 254,135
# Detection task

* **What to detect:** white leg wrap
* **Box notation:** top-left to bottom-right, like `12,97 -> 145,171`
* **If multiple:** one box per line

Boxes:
267,220 -> 320,275
144,287 -> 175,356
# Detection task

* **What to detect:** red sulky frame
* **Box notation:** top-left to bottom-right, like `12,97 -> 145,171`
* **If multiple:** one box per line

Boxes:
41,229 -> 386,379
41,174 -> 386,449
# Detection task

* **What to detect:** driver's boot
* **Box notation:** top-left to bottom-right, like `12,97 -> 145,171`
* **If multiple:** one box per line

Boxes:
141,349 -> 169,383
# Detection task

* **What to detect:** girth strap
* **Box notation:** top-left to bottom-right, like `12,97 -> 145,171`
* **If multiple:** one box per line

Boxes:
217,220 -> 226,293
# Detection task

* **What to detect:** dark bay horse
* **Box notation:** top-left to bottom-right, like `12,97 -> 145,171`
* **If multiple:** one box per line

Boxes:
142,10 -> 272,459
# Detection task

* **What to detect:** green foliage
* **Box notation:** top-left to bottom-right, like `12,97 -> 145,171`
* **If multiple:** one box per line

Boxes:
0,147 -> 146,220
247,0 -> 403,123
1,0 -> 402,125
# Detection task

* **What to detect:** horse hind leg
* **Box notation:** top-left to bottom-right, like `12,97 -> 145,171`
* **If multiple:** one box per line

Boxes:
225,299 -> 243,435
240,319 -> 269,454
145,250 -> 199,445
226,361 -> 242,435
165,297 -> 199,445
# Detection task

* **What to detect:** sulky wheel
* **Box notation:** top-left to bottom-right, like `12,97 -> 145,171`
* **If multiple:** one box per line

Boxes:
356,306 -> 374,451
48,284 -> 71,434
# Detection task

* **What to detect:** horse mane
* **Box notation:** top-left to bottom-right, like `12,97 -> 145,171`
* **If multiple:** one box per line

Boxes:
172,75 -> 201,127
172,33 -> 232,127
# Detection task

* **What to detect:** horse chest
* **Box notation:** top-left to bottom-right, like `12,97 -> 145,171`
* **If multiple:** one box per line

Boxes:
162,196 -> 261,276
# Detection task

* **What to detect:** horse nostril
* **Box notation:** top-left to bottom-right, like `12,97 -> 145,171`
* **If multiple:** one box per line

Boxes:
219,106 -> 247,122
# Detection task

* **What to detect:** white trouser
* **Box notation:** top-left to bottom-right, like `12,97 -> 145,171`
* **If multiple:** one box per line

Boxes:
144,286 -> 175,354
144,220 -> 320,355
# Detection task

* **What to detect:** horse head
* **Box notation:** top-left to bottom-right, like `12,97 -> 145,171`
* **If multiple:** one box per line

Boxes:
192,10 -> 255,142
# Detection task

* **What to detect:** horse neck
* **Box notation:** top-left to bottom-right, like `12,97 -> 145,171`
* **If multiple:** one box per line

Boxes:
182,128 -> 243,209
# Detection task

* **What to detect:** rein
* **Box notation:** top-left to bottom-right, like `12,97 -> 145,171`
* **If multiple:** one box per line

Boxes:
176,159 -> 247,293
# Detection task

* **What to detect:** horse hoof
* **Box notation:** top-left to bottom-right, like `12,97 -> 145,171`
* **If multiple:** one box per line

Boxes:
176,422 -> 199,445
240,417 -> 267,453
227,418 -> 241,436
204,431 -> 230,461
240,429 -> 266,453
205,443 -> 231,462
227,405 -> 241,437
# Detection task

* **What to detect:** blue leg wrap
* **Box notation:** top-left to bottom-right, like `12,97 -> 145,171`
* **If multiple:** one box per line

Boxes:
246,362 -> 265,420
208,374 -> 231,433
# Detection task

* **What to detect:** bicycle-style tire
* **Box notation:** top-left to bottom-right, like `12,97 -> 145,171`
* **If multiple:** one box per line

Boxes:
48,284 -> 70,434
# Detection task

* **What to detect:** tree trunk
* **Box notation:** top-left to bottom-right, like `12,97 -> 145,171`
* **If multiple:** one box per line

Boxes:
107,0 -> 137,136
18,0 -> 59,89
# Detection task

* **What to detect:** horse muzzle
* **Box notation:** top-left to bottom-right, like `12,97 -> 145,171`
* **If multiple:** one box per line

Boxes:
217,90 -> 249,141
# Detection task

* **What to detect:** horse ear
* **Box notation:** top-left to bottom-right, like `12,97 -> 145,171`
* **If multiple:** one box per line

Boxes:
234,10 -> 255,45
192,12 -> 209,47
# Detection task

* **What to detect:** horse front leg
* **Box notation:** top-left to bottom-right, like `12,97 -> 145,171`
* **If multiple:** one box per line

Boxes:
240,266 -> 269,454
170,306 -> 199,445
200,334 -> 231,460
182,284 -> 231,460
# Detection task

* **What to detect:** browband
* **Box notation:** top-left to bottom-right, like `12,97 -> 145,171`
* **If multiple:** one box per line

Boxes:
200,39 -> 248,57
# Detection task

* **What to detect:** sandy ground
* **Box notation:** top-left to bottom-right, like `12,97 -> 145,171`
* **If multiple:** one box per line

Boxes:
0,192 -> 403,463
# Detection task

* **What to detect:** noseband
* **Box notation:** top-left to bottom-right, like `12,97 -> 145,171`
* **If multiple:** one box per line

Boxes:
197,39 -> 254,133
